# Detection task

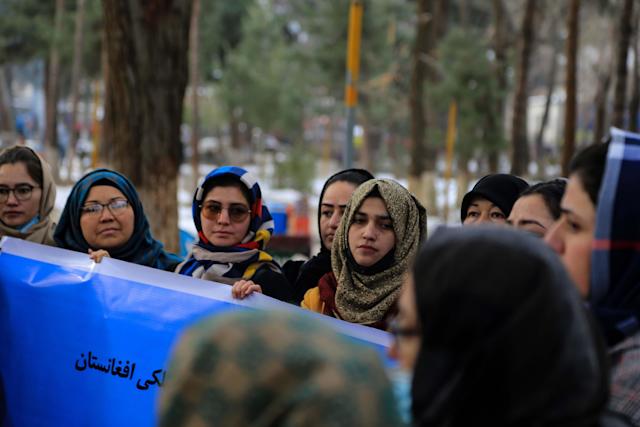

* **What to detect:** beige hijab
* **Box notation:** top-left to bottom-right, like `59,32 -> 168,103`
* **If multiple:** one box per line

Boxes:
0,148 -> 56,246
332,178 -> 427,325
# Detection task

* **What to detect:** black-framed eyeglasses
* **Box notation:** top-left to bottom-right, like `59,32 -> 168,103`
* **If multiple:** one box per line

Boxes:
81,199 -> 130,216
0,184 -> 40,203
201,202 -> 251,223
389,318 -> 420,340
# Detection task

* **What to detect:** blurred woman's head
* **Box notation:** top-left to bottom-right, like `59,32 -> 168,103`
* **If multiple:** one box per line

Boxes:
546,130 -> 640,347
508,179 -> 566,237
461,174 -> 529,225
159,311 -> 402,427
409,226 -> 608,427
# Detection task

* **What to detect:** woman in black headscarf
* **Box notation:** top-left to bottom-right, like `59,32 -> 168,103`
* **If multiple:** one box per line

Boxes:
407,226 -> 613,427
283,168 -> 373,304
460,174 -> 528,225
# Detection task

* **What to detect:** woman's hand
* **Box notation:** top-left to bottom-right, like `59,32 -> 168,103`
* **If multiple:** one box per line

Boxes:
89,249 -> 111,263
231,280 -> 262,300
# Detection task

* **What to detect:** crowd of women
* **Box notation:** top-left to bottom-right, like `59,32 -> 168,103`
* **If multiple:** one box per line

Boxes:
1,128 -> 639,426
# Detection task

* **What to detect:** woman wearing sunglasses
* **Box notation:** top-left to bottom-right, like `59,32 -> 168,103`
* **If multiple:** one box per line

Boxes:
54,169 -> 182,270
0,145 -> 57,245
176,166 -> 293,303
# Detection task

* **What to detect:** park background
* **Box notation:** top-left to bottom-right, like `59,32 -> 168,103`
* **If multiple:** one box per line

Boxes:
0,0 -> 637,255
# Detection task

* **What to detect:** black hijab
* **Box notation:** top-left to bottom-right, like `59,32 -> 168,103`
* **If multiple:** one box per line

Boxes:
289,168 -> 374,303
460,174 -> 529,222
411,226 -> 609,427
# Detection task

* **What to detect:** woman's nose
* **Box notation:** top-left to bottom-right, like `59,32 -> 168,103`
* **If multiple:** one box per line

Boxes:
217,208 -> 231,224
99,207 -> 115,221
328,211 -> 341,228
544,220 -> 564,254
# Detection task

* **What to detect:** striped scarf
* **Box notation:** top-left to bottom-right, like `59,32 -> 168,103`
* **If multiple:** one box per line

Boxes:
591,128 -> 640,345
176,166 -> 279,282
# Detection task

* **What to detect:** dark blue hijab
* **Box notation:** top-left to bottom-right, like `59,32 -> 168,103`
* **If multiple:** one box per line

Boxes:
54,169 -> 182,271
591,128 -> 640,345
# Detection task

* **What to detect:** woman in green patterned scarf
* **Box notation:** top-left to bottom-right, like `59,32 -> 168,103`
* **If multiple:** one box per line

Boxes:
158,311 -> 402,427
302,179 -> 427,330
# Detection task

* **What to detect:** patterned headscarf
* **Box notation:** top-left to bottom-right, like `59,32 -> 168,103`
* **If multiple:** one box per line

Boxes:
412,226 -> 609,427
159,311 -> 402,427
54,169 -> 182,271
591,128 -> 640,345
0,146 -> 57,246
176,166 -> 278,283
332,179 -> 427,325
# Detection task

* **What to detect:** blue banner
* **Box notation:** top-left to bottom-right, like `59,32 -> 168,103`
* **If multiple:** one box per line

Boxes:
0,238 -> 391,427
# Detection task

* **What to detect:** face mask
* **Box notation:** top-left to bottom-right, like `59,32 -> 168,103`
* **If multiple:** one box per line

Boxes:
388,367 -> 412,425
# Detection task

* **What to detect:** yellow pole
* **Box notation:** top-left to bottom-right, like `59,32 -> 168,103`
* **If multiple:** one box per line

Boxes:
343,0 -> 363,168
443,101 -> 458,223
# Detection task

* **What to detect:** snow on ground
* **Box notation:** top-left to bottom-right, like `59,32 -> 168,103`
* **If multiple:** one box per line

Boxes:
53,161 -> 461,256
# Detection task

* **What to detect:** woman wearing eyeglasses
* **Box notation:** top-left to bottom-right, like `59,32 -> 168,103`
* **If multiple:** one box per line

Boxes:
0,145 -> 57,245
54,169 -> 182,270
176,166 -> 293,303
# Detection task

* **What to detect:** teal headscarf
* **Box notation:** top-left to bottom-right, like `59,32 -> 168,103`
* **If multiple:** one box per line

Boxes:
54,169 -> 182,271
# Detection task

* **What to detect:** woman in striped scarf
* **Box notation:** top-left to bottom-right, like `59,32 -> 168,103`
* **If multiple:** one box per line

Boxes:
176,166 -> 293,302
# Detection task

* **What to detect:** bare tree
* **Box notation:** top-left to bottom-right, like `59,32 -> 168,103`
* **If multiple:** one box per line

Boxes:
0,67 -> 14,134
44,0 -> 65,177
561,0 -> 580,176
65,0 -> 87,181
101,0 -> 193,253
408,0 -> 430,200
490,0 -> 512,172
510,0 -> 536,175
189,0 -> 201,190
611,0 -> 634,128
593,63 -> 613,145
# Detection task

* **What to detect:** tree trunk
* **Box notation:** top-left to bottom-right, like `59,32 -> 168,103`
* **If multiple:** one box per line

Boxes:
66,0 -> 87,182
490,0 -> 508,173
229,108 -> 241,150
561,0 -> 580,176
0,66 -> 14,133
510,0 -> 536,176
189,0 -> 201,190
611,0 -> 634,128
535,36 -> 559,170
101,0 -> 193,254
408,0 -> 430,200
44,0 -> 65,178
593,64 -> 613,145
99,27 -> 112,167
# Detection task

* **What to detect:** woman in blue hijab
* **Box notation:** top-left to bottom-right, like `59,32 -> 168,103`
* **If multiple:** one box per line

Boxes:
54,169 -> 182,271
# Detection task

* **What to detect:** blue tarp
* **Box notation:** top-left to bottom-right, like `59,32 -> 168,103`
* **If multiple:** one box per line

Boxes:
0,238 -> 391,427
